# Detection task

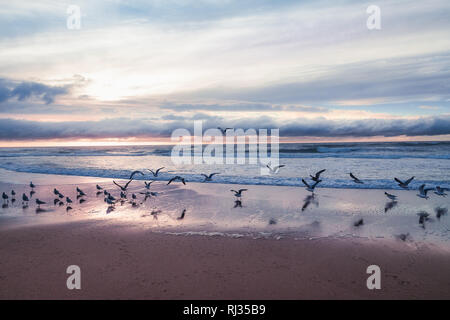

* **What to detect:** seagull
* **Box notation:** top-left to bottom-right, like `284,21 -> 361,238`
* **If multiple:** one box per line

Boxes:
2,192 -> 8,203
417,184 -> 434,199
76,187 -> 86,196
354,219 -> 364,227
139,191 -> 158,201
148,167 -> 165,177
66,206 -> 73,212
144,181 -> 154,189
310,169 -> 326,182
434,186 -> 448,196
96,184 -> 103,190
66,197 -> 73,204
217,127 -> 233,135
58,193 -> 64,199
30,182 -> 35,189
105,197 -> 115,206
435,207 -> 448,220
266,164 -> 285,175
177,209 -> 187,220
35,199 -> 46,208
167,176 -> 186,185
396,233 -> 410,241
384,192 -> 397,201
201,173 -> 220,182
53,188 -> 61,196
22,193 -> 29,204
349,173 -> 364,184
129,170 -> 144,180
53,199 -> 60,205
394,176 -> 414,189
11,190 -> 16,197
132,193 -> 137,200
302,179 -> 321,193
120,191 -> 127,199
230,189 -> 247,198
113,179 -> 133,192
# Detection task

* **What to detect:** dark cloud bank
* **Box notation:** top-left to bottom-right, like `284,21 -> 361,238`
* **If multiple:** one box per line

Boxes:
0,79 -> 68,105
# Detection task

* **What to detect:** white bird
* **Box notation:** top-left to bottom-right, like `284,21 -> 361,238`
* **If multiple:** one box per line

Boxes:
230,189 -> 247,198
266,163 -> 285,175
394,176 -> 414,189
148,167 -> 165,177
417,184 -> 434,199
384,192 -> 397,201
434,186 -> 448,196
201,173 -> 220,182
302,179 -> 321,193
349,173 -> 364,184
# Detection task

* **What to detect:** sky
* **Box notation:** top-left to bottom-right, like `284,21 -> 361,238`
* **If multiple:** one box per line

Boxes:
0,0 -> 450,146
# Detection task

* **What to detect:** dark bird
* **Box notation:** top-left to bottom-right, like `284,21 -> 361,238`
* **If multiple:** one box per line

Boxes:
58,193 -> 64,199
132,193 -> 137,200
30,190 -> 35,197
396,233 -> 410,241
79,198 -> 86,204
96,184 -> 103,190
30,181 -> 35,189
129,170 -> 145,180
53,188 -> 60,196
384,192 -> 397,201
233,199 -> 243,208
302,194 -> 318,211
177,209 -> 187,220
349,173 -> 364,184
54,199 -> 60,205
148,167 -> 165,177
151,209 -> 162,219
354,219 -> 364,227
2,192 -> 8,203
417,184 -> 433,199
201,173 -> 220,182
302,179 -> 321,193
76,187 -> 86,196
418,211 -> 430,227
310,169 -> 326,182
217,127 -> 233,135
66,197 -> 73,204
22,193 -> 29,204
269,218 -> 277,225
230,189 -> 247,198
113,179 -> 133,192
35,199 -> 46,208
120,191 -> 127,199
144,181 -> 154,189
11,190 -> 16,197
167,176 -> 186,185
435,207 -> 448,220
384,201 -> 398,213
394,176 -> 414,189
66,206 -> 73,212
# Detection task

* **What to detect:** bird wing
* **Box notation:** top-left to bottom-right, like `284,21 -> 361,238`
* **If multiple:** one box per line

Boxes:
230,190 -> 237,194
394,178 -> 404,184
419,184 -> 425,193
129,171 -> 144,180
350,173 -> 358,181
315,169 -> 326,178
238,189 -> 248,193
274,165 -> 285,170
201,174 -> 208,178
155,167 -> 165,175
301,179 -> 310,188
405,176 -> 415,185
211,173 -> 220,177
312,180 -> 321,187
181,179 -> 186,185
167,177 -> 176,185
124,179 -> 134,189
113,181 -> 123,189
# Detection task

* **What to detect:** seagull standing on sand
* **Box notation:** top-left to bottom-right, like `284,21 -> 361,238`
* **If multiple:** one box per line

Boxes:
35,199 -> 46,208
148,167 -> 165,177
302,179 -> 321,193
231,189 -> 247,198
30,182 -> 35,189
11,190 -> 16,197
76,187 -> 86,197
96,184 -> 103,191
394,176 -> 414,189
53,188 -> 61,196
66,197 -> 73,204
167,176 -> 186,185
417,184 -> 433,199
384,192 -> 397,201
201,173 -> 220,182
22,193 -> 29,204
310,169 -> 326,182
434,186 -> 448,196
349,173 -> 364,184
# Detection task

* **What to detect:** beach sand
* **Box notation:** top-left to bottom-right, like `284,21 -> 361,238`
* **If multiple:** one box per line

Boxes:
0,169 -> 449,299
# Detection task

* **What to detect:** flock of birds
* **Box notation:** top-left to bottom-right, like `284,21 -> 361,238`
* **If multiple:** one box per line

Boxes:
1,165 -> 449,238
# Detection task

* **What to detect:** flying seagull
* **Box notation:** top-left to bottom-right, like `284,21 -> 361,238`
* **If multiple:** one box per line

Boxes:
417,184 -> 434,199
354,219 -> 364,227
349,173 -> 364,184
310,169 -> 326,182
167,176 -> 186,185
113,179 -> 133,192
144,181 -> 154,189
394,176 -> 414,189
266,163 -> 285,175
177,209 -> 187,220
129,170 -> 144,180
201,173 -> 220,182
148,167 -> 165,177
22,193 -> 29,204
230,189 -> 247,198
384,200 -> 398,213
217,127 -> 233,135
302,179 -> 321,193
434,186 -> 448,196
384,192 -> 397,201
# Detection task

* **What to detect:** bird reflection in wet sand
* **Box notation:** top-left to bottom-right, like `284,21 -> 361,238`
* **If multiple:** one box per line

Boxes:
2,203 -> 8,209
435,207 -> 448,220
418,211 -> 430,228
302,194 -> 319,212
384,200 -> 398,213
35,207 -> 46,214
233,199 -> 243,208
106,206 -> 115,214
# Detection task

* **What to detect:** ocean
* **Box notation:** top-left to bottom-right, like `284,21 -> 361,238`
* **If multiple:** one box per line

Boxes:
0,141 -> 449,190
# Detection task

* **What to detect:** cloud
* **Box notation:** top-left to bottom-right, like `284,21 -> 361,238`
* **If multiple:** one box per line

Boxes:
1,115 -> 449,140
0,79 -> 69,104
160,102 -> 328,113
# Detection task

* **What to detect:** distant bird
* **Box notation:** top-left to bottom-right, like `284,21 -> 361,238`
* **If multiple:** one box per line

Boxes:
384,200 -> 398,213
30,182 -> 35,189
301,194 -> 318,211
302,179 -> 321,193
113,179 -> 133,192
310,169 -> 326,182
66,197 -> 73,204
53,199 -> 60,205
177,209 -> 187,220
434,186 -> 448,196
144,181 -> 154,189
384,192 -> 397,201
129,170 -> 144,180
417,211 -> 430,227
132,193 -> 137,200
435,207 -> 448,220
11,190 -> 16,197
120,191 -> 127,199
201,173 -> 219,182
139,191 -> 158,201
269,218 -> 277,225
107,193 -> 116,202
148,167 -> 165,177
151,209 -> 162,219
2,192 -> 8,203
105,197 -> 115,206
58,193 -> 64,199
30,190 -> 35,198
349,173 -> 364,184
233,199 -> 243,208
396,233 -> 410,242
394,176 -> 414,189
231,189 -> 247,198
103,190 -> 108,196
53,188 -> 60,196
96,184 -> 103,190
266,163 -> 285,175
354,219 -> 364,227
217,127 -> 233,135
66,206 -> 73,212
76,187 -> 86,196
417,184 -> 433,199
22,193 -> 29,204
79,199 -> 86,204
167,176 -> 186,185
35,199 -> 46,208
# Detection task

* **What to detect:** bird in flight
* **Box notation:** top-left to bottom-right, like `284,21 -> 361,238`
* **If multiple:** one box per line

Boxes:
129,170 -> 144,180
349,173 -> 364,184
167,176 -> 186,185
417,184 -> 434,199
231,189 -> 247,198
144,181 -> 154,189
302,179 -> 321,193
384,192 -> 397,201
310,169 -> 326,182
394,176 -> 414,189
113,179 -> 134,192
201,173 -> 220,182
266,163 -> 285,175
354,219 -> 364,227
148,167 -> 165,177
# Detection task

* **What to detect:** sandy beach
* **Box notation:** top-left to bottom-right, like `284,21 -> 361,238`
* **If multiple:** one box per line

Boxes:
0,169 -> 449,299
